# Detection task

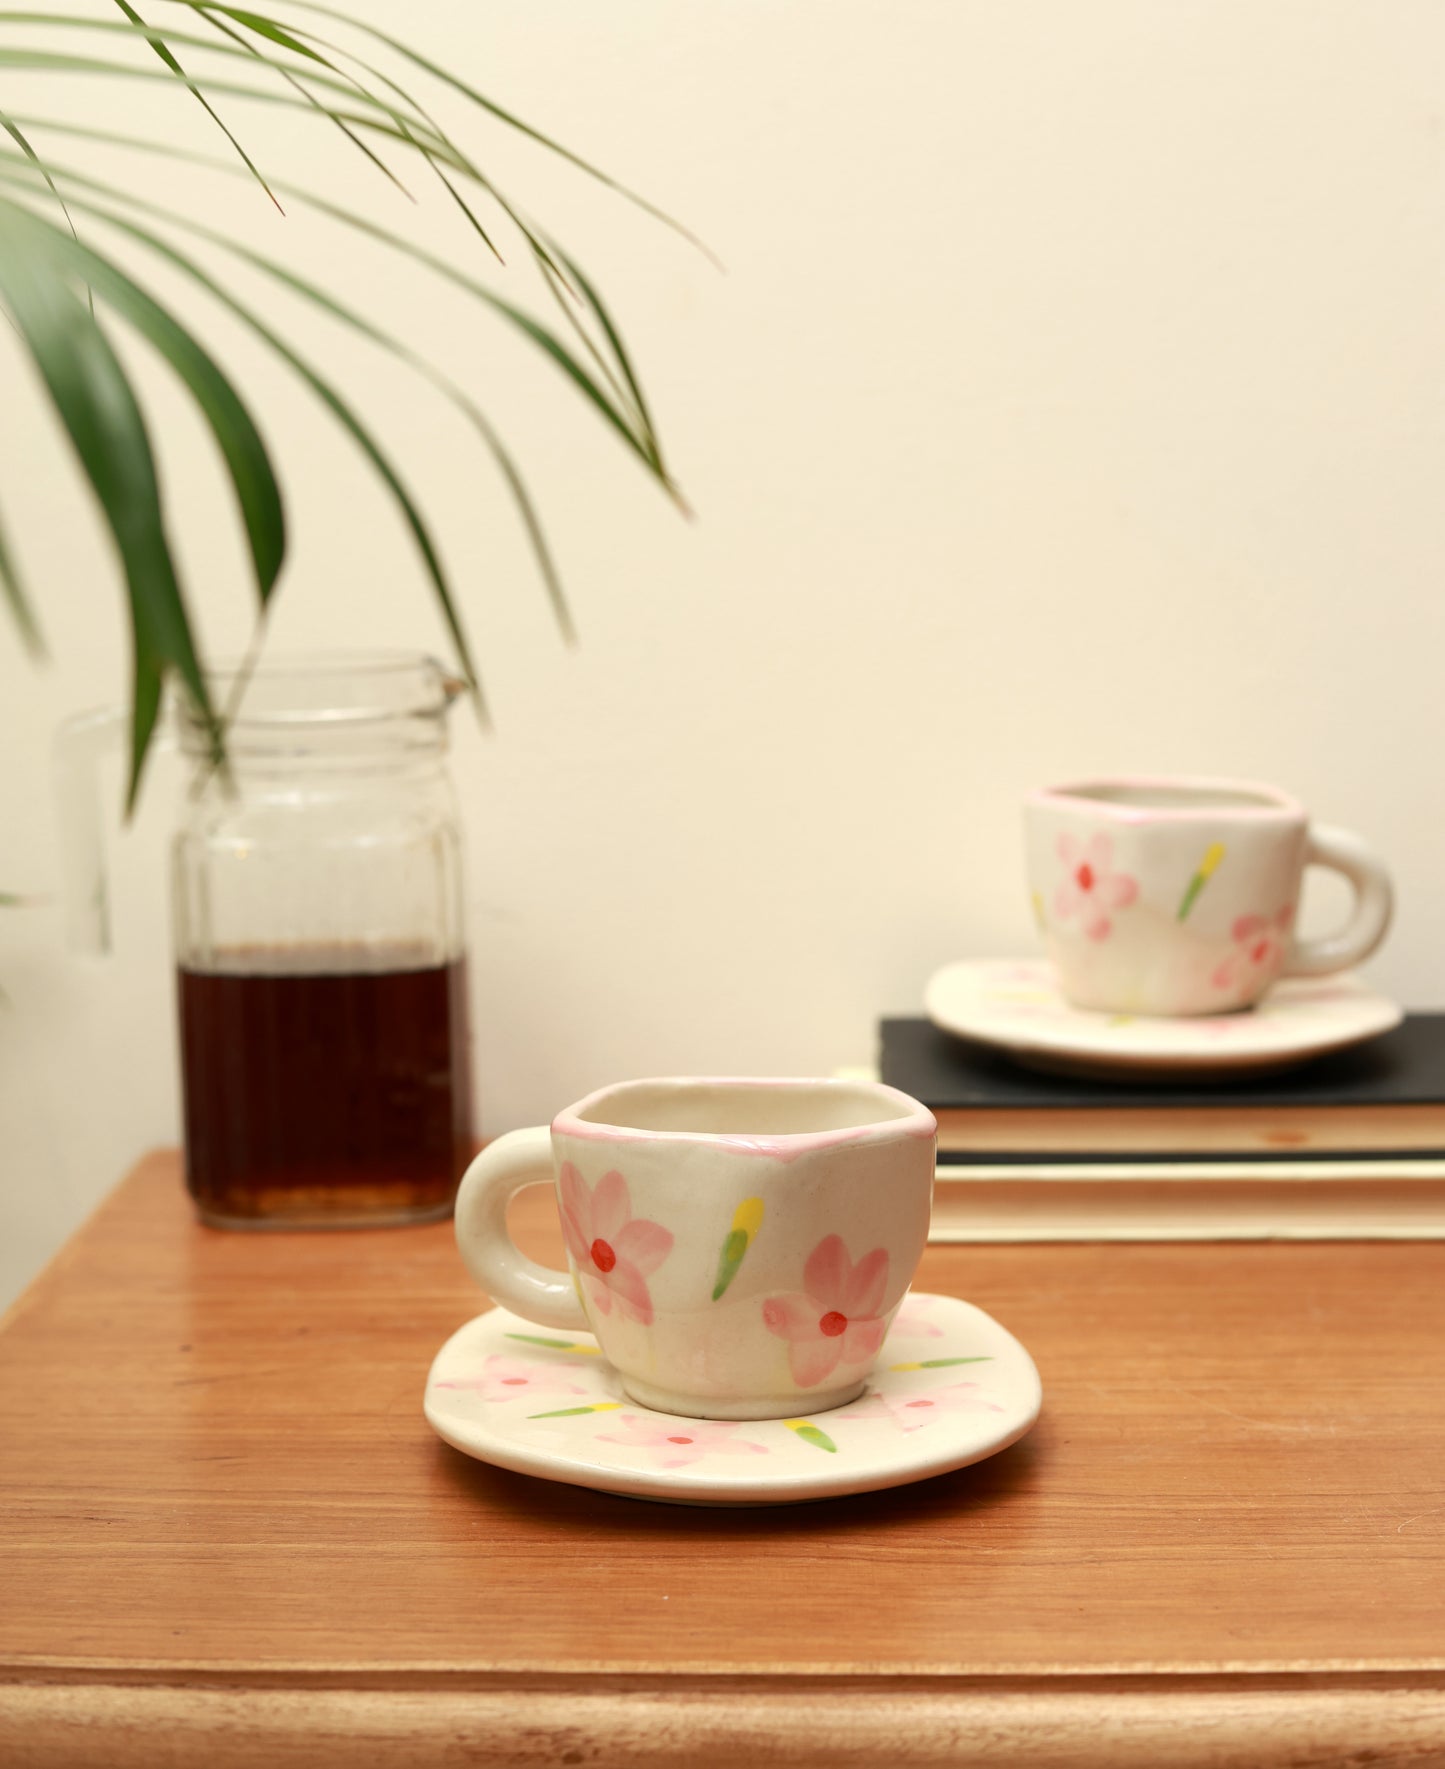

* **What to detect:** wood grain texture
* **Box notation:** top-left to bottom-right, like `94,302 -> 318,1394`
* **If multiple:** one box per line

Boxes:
7,1675 -> 1445,1769
3,1152 -> 1445,1765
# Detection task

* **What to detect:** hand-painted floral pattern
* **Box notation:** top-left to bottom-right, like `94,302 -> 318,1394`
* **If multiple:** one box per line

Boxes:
762,1234 -> 890,1388
1211,905 -> 1294,993
1053,832 -> 1138,942
595,1414 -> 769,1468
426,1292 -> 1037,1499
434,1353 -> 585,1403
890,1293 -> 945,1340
558,1163 -> 673,1327
872,1380 -> 1005,1433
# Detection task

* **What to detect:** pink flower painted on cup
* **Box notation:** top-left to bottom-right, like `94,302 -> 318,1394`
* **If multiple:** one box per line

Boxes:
558,1163 -> 674,1327
873,1381 -> 1005,1434
434,1354 -> 585,1404
595,1414 -> 769,1469
1211,905 -> 1294,993
1053,832 -> 1138,942
762,1235 -> 890,1388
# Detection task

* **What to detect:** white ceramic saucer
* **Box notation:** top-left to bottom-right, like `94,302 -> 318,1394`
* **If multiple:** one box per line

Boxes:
925,958 -> 1403,1080
424,1293 -> 1041,1507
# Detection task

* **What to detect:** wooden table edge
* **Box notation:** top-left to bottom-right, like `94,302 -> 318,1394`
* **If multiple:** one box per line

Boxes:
4,1667 -> 1445,1769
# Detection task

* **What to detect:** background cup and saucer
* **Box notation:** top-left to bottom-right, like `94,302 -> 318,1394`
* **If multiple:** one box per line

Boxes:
926,775 -> 1402,1080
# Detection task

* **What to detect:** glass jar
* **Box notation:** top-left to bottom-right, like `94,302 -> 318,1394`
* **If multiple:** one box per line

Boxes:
162,653 -> 473,1227
55,650 -> 474,1231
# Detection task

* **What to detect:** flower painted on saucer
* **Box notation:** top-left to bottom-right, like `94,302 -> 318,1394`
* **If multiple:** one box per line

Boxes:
1212,906 -> 1294,994
433,1353 -> 586,1403
1053,833 -> 1138,941
763,1234 -> 889,1387
872,1381 -> 1005,1433
890,1293 -> 946,1339
558,1164 -> 673,1327
595,1414 -> 769,1468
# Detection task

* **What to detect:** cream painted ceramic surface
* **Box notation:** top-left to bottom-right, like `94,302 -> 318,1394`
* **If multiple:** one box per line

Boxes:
453,1078 -> 937,1420
424,1291 -> 1041,1506
924,959 -> 1403,1081
1024,777 -> 1393,1016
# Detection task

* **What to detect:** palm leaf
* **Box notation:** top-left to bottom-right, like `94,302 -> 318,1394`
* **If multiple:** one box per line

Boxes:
0,50 -> 461,163
0,203 -> 285,608
535,254 -> 645,444
0,17 -> 431,122
167,4 -> 700,310
189,3 -> 513,262
0,161 -> 562,649
0,12 -> 690,789
189,1 -> 509,258
544,241 -> 661,460
165,0 -> 716,256
190,6 -> 412,201
0,116 -> 84,266
0,200 -> 220,806
173,4 -> 510,258
107,0 -> 281,209
0,24 -> 514,230
6,189 -> 487,714
0,115 -> 676,487
0,141 -> 672,484
538,235 -> 669,480
0,497 -> 43,656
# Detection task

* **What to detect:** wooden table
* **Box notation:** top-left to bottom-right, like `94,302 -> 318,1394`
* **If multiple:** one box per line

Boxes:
2,1152 -> 1444,1767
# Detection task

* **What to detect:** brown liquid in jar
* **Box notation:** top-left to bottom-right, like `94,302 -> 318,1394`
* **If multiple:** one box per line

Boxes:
177,946 -> 473,1227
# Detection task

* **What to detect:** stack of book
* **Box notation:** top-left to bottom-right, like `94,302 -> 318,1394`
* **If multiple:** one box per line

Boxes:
878,1016 -> 1445,1241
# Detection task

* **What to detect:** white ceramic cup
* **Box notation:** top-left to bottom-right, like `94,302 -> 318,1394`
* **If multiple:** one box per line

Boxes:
1024,776 -> 1394,1016
453,1077 -> 937,1420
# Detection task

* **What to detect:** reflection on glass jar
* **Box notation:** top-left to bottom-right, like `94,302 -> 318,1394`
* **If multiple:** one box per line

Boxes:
170,653 -> 474,1228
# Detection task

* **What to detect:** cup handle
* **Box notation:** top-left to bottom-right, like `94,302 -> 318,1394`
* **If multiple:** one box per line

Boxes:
1282,825 -> 1394,978
453,1129 -> 588,1330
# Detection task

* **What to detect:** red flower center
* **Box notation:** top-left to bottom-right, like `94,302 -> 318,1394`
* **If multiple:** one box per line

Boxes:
590,1237 -> 617,1273
1251,940 -> 1270,964
667,1435 -> 693,1445
501,1377 -> 527,1386
907,1399 -> 934,1409
819,1310 -> 848,1338
1076,863 -> 1095,891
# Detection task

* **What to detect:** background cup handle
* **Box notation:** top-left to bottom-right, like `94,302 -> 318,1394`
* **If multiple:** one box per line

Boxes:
1283,825 -> 1394,978
453,1129 -> 588,1330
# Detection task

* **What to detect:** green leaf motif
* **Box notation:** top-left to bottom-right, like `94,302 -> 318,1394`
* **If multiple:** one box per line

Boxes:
711,1228 -> 749,1301
785,1420 -> 838,1454
527,1402 -> 620,1420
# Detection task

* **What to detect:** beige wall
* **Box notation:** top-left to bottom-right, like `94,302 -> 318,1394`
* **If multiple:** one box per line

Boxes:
3,1 -> 1443,1302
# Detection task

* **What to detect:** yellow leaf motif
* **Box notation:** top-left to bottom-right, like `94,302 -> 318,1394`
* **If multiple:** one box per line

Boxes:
732,1196 -> 765,1239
